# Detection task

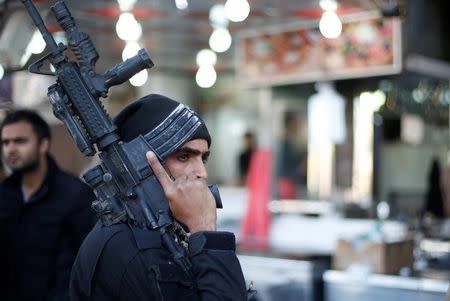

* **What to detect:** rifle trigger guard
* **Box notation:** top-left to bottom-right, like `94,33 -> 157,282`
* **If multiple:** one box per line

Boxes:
28,52 -> 56,76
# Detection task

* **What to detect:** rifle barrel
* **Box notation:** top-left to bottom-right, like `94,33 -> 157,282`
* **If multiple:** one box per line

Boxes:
21,0 -> 59,53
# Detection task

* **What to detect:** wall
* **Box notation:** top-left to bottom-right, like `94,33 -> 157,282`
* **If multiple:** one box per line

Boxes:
380,143 -> 447,199
49,124 -> 95,177
379,123 -> 449,208
136,71 -> 196,107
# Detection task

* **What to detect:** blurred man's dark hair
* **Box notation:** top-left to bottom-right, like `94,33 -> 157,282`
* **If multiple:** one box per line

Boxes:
0,109 -> 51,142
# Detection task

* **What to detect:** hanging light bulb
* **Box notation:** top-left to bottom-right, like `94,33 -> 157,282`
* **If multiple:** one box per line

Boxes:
209,4 -> 229,28
319,0 -> 338,12
209,28 -> 232,53
117,0 -> 137,12
0,64 -> 4,80
224,0 -> 250,22
129,69 -> 148,87
175,0 -> 189,10
196,65 -> 217,88
319,11 -> 342,39
116,12 -> 142,41
196,49 -> 217,67
122,41 -> 141,61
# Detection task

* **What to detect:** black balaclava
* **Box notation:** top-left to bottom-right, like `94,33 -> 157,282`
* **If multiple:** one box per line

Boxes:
114,94 -> 211,149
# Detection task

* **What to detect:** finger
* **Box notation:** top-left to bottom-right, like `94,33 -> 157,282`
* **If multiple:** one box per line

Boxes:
146,151 -> 172,189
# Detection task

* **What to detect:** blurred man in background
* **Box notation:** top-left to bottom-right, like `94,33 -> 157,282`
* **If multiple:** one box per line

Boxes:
0,109 -> 96,301
238,131 -> 256,185
276,112 -> 306,199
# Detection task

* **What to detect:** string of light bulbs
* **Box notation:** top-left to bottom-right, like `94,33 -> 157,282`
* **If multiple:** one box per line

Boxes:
116,0 -> 148,87
195,0 -> 250,88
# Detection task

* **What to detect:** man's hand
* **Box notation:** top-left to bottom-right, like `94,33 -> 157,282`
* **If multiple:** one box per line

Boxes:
146,151 -> 216,233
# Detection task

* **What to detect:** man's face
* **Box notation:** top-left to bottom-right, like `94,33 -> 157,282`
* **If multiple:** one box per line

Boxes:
163,139 -> 210,180
1,121 -> 48,174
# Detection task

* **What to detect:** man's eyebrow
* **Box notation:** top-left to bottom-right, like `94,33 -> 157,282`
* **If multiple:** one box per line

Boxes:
176,147 -> 210,157
1,137 -> 28,143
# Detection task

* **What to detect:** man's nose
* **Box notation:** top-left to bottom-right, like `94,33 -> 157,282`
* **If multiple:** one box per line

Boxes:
195,159 -> 208,179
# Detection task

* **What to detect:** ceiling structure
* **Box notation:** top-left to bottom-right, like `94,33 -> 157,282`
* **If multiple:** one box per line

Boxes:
0,0 -> 390,74
2,0 -> 450,128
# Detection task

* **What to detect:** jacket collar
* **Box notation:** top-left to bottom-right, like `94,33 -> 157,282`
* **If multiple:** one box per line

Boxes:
3,155 -> 60,204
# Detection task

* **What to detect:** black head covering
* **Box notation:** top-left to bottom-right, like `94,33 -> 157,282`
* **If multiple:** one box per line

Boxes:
114,94 -> 211,148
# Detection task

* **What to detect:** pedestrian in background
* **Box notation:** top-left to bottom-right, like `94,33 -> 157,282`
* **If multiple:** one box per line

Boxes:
238,131 -> 256,185
0,109 -> 96,301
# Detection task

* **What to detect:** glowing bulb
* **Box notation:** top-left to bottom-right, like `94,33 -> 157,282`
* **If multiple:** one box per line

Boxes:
319,0 -> 338,12
0,64 -> 4,80
225,0 -> 250,22
117,0 -> 137,11
209,28 -> 232,53
116,13 -> 142,41
209,4 -> 228,28
196,65 -> 216,88
175,0 -> 188,10
196,49 -> 217,66
129,69 -> 148,86
319,11 -> 342,39
122,42 -> 140,61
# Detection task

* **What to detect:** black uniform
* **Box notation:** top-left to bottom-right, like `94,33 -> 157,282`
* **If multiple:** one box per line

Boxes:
70,221 -> 247,300
0,156 -> 96,301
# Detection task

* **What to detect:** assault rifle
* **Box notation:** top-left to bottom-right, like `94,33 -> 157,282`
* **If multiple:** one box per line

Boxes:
20,0 -> 222,274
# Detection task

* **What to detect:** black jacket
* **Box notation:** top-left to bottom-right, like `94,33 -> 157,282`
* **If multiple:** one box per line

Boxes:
0,156 -> 96,301
70,222 -> 248,300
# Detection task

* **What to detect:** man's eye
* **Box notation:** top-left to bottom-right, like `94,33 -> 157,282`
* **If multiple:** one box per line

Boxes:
178,153 -> 189,161
14,138 -> 27,144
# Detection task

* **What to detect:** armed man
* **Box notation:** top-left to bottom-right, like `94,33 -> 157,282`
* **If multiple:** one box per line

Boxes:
17,1 -> 249,299
70,94 -> 248,300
